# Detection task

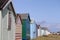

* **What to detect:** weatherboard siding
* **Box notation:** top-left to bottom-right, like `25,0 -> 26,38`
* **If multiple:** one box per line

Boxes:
1,4 -> 16,40
16,15 -> 22,40
22,19 -> 30,40
2,6 -> 8,40
22,19 -> 27,39
8,12 -> 16,40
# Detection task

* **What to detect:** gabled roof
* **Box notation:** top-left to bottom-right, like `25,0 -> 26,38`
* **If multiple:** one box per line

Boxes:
9,2 -> 16,17
0,0 -> 16,22
0,0 -> 16,16
8,2 -> 16,23
20,14 -> 30,21
16,14 -> 22,24
0,0 -> 9,10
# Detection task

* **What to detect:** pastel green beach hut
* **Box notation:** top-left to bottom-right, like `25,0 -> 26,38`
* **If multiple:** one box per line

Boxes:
20,14 -> 30,40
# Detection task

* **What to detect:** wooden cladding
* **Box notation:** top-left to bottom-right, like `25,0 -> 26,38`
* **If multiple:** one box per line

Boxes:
15,24 -> 22,40
15,33 -> 22,37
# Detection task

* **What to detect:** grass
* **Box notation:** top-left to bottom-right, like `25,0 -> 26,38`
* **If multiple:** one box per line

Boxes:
34,34 -> 60,40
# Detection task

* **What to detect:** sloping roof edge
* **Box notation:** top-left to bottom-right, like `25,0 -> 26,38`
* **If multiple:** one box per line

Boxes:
16,14 -> 22,24
0,0 -> 12,10
10,2 -> 16,17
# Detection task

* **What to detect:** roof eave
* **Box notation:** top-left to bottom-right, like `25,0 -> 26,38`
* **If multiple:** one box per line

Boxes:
10,2 -> 16,17
28,14 -> 31,21
0,0 -> 12,10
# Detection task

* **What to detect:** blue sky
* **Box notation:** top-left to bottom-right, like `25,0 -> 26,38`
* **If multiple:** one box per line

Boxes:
12,0 -> 60,32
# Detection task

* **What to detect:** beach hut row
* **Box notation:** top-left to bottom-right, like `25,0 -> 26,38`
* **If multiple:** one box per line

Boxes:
30,20 -> 51,40
0,0 -> 51,40
0,0 -> 30,40
16,15 -> 51,40
0,0 -> 16,40
37,25 -> 51,37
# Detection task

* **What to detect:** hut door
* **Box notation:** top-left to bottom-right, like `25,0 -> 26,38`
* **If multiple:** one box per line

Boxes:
8,12 -> 11,31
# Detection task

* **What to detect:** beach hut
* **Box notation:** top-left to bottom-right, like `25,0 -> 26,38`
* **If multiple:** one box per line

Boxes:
45,28 -> 51,35
0,0 -> 16,40
30,19 -> 37,39
40,27 -> 50,36
15,14 -> 22,40
20,14 -> 30,40
36,24 -> 41,37
40,27 -> 46,36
